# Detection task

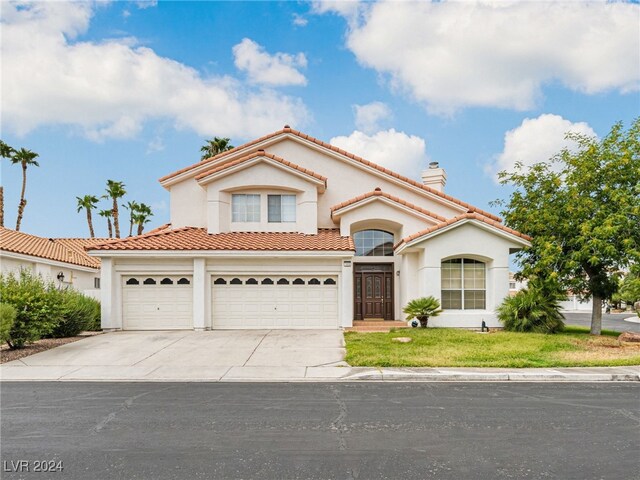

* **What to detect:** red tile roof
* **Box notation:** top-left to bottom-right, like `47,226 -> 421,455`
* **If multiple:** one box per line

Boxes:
159,127 -> 501,222
195,150 -> 327,185
0,227 -> 103,268
331,188 -> 448,222
87,227 -> 354,252
395,213 -> 532,249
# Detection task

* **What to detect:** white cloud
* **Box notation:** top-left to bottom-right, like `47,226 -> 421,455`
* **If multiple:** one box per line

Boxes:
1,2 -> 309,141
136,0 -> 158,9
146,136 -> 165,154
232,38 -> 307,87
488,114 -> 597,180
323,1 -> 639,114
330,129 -> 429,179
292,13 -> 308,27
353,101 -> 392,134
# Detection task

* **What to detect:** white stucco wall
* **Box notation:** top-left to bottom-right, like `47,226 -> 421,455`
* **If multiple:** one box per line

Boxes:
169,178 -> 207,228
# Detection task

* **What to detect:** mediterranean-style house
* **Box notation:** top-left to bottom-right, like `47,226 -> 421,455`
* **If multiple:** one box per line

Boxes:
0,227 -> 102,298
87,127 -> 531,331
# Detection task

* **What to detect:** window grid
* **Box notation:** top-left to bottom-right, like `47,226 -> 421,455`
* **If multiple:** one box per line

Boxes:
441,259 -> 486,310
353,230 -> 394,256
232,194 -> 260,222
268,195 -> 296,223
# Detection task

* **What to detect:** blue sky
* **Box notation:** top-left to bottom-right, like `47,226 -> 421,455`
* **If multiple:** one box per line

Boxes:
1,1 -> 638,238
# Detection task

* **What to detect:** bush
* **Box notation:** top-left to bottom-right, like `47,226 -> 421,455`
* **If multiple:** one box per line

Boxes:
0,303 -> 17,344
51,292 -> 101,338
497,286 -> 565,334
0,270 -> 64,348
403,296 -> 442,328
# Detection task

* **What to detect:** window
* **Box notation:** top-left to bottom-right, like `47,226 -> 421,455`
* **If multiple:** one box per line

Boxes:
126,278 -> 139,285
308,278 -> 320,285
177,278 -> 190,285
143,278 -> 156,285
292,278 -> 305,285
230,278 -> 242,285
160,278 -> 173,285
246,278 -> 258,285
441,258 -> 486,310
268,195 -> 296,223
232,194 -> 260,222
94,278 -> 101,289
261,278 -> 274,285
324,278 -> 336,285
509,282 -> 516,290
354,230 -> 394,256
214,278 -> 226,285
277,278 -> 290,285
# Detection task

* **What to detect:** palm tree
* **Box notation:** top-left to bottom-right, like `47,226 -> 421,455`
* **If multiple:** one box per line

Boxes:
76,195 -> 99,238
123,200 -> 140,237
0,140 -> 16,227
403,296 -> 442,328
200,137 -> 234,160
98,209 -> 114,238
10,148 -> 39,231
133,203 -> 153,235
104,180 -> 126,238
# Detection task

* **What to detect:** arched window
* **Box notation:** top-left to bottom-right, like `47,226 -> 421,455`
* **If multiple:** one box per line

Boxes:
214,278 -> 227,285
143,278 -> 156,285
126,278 -> 139,285
177,278 -> 190,285
308,278 -> 320,285
246,278 -> 258,285
230,278 -> 242,285
353,230 -> 394,256
324,278 -> 336,285
277,278 -> 290,285
292,278 -> 305,285
441,258 -> 486,310
261,278 -> 274,285
160,278 -> 173,285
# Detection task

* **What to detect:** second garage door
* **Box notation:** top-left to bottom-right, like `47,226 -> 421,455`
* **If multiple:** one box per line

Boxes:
211,275 -> 339,329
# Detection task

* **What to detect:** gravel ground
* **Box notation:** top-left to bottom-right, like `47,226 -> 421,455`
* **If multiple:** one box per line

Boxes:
0,334 -> 99,364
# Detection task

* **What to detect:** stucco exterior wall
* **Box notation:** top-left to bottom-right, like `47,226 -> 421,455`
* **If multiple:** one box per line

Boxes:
169,178 -> 207,228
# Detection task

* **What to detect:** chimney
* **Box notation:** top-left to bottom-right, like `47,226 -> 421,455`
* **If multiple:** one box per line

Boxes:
421,161 -> 447,192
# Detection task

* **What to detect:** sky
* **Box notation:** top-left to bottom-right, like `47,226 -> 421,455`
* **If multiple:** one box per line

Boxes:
1,0 -> 638,239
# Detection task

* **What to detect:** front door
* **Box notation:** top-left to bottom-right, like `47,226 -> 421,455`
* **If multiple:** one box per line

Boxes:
354,264 -> 394,320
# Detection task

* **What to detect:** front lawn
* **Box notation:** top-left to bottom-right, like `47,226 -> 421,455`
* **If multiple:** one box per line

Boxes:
344,327 -> 640,368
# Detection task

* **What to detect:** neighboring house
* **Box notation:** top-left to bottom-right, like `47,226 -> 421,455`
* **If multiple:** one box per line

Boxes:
559,293 -> 594,312
508,272 -> 527,296
0,227 -> 103,298
88,127 -> 531,331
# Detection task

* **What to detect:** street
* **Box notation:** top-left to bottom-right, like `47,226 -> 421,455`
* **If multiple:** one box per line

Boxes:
1,382 -> 638,479
563,312 -> 640,333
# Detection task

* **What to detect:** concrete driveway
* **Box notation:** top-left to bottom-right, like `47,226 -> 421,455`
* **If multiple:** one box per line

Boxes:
1,330 -> 347,381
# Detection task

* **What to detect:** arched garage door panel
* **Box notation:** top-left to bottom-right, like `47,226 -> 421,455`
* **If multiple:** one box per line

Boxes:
212,276 -> 338,329
122,276 -> 193,330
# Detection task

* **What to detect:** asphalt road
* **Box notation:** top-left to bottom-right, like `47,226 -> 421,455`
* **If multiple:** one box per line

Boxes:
2,382 -> 639,480
563,312 -> 640,333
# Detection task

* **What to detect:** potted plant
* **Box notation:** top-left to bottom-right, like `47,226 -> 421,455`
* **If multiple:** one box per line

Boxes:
403,296 -> 442,328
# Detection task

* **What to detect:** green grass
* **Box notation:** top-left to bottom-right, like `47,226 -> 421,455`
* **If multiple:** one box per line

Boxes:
344,327 -> 640,368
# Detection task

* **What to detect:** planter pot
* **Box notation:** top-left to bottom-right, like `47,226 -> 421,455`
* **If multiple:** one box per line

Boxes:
418,316 -> 429,328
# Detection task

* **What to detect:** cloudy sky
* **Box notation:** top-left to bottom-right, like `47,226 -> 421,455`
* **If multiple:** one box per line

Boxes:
1,0 -> 638,237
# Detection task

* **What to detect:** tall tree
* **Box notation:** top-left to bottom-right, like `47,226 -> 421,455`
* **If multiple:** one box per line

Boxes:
10,148 -> 39,231
104,180 -> 126,238
0,140 -> 16,228
98,209 -> 114,239
76,195 -> 99,238
133,203 -> 153,235
123,200 -> 140,237
497,119 -> 640,334
200,137 -> 234,160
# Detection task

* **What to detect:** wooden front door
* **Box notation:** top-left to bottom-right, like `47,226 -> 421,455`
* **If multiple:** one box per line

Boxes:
354,264 -> 394,320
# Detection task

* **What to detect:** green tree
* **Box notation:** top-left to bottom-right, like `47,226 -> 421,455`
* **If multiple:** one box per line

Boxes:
616,267 -> 640,306
76,195 -> 100,238
98,209 -> 114,238
104,180 -> 126,238
123,200 -> 140,237
200,137 -> 234,160
403,296 -> 442,328
10,148 -> 39,231
497,119 -> 640,335
0,140 -> 16,228
132,202 -> 153,235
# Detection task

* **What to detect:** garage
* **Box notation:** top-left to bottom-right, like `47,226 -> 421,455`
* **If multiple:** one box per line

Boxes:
122,276 -> 193,330
211,275 -> 339,329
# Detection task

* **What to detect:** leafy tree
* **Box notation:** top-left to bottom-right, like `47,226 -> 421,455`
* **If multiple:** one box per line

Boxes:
98,209 -> 114,238
616,267 -> 640,306
403,296 -> 442,328
123,200 -> 140,237
10,147 -> 39,231
201,137 -> 234,160
497,119 -> 640,334
76,195 -> 100,238
104,180 -> 126,238
497,284 -> 565,333
0,303 -> 17,344
133,202 -> 153,235
0,140 -> 16,228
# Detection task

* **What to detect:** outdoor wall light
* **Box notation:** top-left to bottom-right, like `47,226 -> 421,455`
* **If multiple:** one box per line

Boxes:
56,271 -> 65,282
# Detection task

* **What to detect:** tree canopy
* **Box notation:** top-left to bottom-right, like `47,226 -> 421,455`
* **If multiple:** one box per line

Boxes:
497,119 -> 640,334
200,137 -> 234,160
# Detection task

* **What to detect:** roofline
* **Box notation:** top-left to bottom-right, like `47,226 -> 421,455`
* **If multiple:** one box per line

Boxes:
87,249 -> 355,258
0,250 -> 100,272
158,127 -> 501,222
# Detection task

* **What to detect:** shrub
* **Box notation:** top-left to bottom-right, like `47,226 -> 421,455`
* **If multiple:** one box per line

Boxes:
0,303 -> 17,344
497,286 -> 565,334
403,296 -> 442,328
51,292 -> 101,338
0,270 -> 64,348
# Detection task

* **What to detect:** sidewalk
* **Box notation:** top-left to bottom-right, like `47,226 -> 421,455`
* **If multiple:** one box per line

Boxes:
1,364 -> 638,382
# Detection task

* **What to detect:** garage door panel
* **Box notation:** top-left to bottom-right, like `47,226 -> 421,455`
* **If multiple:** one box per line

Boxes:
212,275 -> 339,329
122,277 -> 193,330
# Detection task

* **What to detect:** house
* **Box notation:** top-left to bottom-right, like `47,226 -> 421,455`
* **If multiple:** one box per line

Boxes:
0,227 -> 102,298
87,127 -> 531,331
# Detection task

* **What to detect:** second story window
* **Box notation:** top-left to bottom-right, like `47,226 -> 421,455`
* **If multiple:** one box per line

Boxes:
232,194 -> 260,222
268,194 -> 296,223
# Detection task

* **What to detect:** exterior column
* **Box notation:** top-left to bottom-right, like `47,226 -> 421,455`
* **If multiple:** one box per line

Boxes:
340,258 -> 354,327
193,258 -> 206,331
100,257 -> 115,331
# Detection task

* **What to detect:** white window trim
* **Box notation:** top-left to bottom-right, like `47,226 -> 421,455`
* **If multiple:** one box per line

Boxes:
232,194 -> 261,223
267,194 -> 296,223
441,259 -> 486,310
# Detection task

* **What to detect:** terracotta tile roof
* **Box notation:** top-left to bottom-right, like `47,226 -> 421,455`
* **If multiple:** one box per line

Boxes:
87,227 -> 354,252
395,213 -> 532,249
159,127 -> 501,222
195,150 -> 327,185
330,188 -> 448,222
0,227 -> 103,268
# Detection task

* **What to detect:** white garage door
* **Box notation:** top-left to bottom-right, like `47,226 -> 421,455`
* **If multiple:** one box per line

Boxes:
122,276 -> 193,330
212,275 -> 339,329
